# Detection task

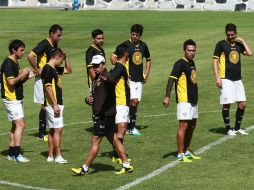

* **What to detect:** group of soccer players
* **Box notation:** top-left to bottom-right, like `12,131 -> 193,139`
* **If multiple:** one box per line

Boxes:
0,22 -> 252,173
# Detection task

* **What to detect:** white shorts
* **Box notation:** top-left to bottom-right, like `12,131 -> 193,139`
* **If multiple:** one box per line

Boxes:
177,102 -> 198,120
115,105 -> 129,124
2,99 -> 24,121
34,76 -> 44,104
45,105 -> 64,129
130,81 -> 143,101
220,79 -> 246,104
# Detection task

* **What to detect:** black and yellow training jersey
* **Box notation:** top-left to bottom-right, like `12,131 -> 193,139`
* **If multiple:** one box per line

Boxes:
169,58 -> 198,105
0,57 -> 23,100
113,40 -> 151,82
213,40 -> 245,81
41,64 -> 64,106
31,38 -> 57,69
85,45 -> 105,87
110,62 -> 130,106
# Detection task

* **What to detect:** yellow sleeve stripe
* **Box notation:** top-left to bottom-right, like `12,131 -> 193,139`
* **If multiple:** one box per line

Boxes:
169,76 -> 177,80
44,83 -> 52,86
31,51 -> 37,57
112,54 -> 117,58
87,64 -> 93,68
213,55 -> 219,59
7,76 -> 14,79
146,57 -> 151,61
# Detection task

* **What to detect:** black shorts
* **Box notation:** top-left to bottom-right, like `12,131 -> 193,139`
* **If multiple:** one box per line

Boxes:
92,115 -> 115,136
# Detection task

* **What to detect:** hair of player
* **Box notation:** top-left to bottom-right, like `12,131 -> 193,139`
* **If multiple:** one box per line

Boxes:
92,29 -> 104,38
51,48 -> 65,58
115,44 -> 128,58
183,39 -> 196,50
225,23 -> 237,33
49,24 -> 63,34
131,24 -> 143,36
8,39 -> 25,54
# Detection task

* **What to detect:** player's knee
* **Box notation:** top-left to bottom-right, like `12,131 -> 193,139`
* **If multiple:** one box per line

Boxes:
239,102 -> 246,109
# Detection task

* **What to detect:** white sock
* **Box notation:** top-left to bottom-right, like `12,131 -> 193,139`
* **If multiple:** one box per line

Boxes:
184,151 -> 190,156
82,164 -> 89,171
123,162 -> 130,167
177,153 -> 184,158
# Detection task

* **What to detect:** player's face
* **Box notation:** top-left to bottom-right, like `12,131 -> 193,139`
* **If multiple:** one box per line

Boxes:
51,30 -> 62,44
93,63 -> 104,74
226,31 -> 236,43
131,32 -> 141,44
184,45 -> 196,60
93,34 -> 104,47
14,46 -> 25,59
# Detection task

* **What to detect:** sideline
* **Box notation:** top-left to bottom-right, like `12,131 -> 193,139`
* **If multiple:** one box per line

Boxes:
115,125 -> 254,190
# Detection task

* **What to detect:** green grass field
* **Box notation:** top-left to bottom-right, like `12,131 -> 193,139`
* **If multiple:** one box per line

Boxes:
1,9 -> 254,190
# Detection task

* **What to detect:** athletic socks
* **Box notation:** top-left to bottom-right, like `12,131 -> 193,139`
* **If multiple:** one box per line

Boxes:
39,108 -> 46,138
8,146 -> 15,157
14,146 -> 21,158
129,106 -> 137,131
82,164 -> 89,172
222,109 -> 230,131
234,108 -> 245,131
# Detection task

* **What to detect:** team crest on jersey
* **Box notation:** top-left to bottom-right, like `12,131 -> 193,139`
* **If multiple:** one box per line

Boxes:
190,70 -> 197,84
132,51 -> 142,65
229,50 -> 239,64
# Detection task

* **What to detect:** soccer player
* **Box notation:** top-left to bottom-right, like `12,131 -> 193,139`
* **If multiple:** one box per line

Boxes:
110,44 -> 131,165
71,54 -> 133,175
27,24 -> 63,141
212,23 -> 252,136
1,39 -> 32,162
163,39 -> 201,162
110,24 -> 151,136
85,29 -> 105,88
41,48 -> 72,164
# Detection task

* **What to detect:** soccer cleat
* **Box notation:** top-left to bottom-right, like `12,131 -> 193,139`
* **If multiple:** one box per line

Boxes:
227,129 -> 236,136
235,129 -> 248,135
38,135 -> 48,142
47,156 -> 54,162
185,152 -> 201,160
6,155 -> 15,161
55,156 -> 67,164
176,155 -> 192,163
15,155 -> 30,163
71,167 -> 88,176
130,127 -> 142,136
115,165 -> 133,175
112,157 -> 131,165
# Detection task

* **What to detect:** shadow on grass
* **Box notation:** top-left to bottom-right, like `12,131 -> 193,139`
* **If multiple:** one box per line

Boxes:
1,148 -> 32,156
209,127 -> 226,134
162,151 -> 177,159
71,163 -> 115,176
40,149 -> 70,158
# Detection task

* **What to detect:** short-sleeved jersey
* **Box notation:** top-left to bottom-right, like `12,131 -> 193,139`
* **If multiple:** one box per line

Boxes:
91,71 -> 116,117
41,64 -> 64,106
0,57 -> 23,100
85,45 -> 105,87
169,58 -> 198,105
213,40 -> 245,81
110,62 -> 130,106
113,40 -> 151,82
31,38 -> 57,69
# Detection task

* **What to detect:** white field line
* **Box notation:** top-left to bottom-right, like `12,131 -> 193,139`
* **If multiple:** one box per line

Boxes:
0,180 -> 57,190
0,109 -> 221,136
116,125 -> 254,190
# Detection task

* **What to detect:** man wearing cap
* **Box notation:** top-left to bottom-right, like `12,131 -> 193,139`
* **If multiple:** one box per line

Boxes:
71,54 -> 133,175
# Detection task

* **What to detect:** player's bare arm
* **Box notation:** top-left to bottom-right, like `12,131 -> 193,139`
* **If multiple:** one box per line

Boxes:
212,58 -> 222,88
